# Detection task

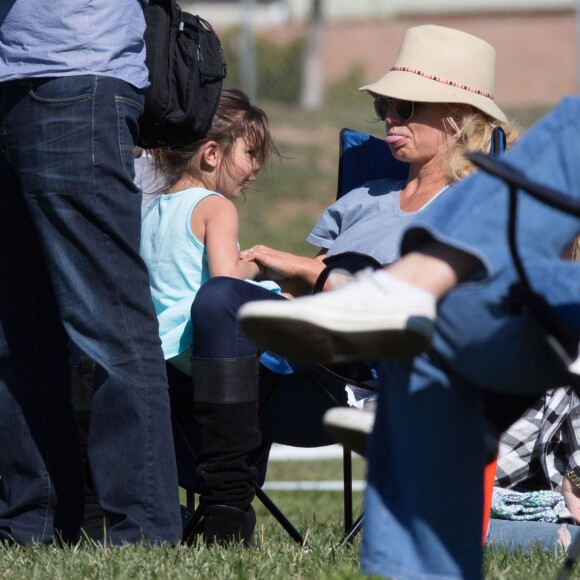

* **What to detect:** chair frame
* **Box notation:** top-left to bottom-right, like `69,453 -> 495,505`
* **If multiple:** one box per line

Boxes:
466,151 -> 580,579
177,353 -> 376,547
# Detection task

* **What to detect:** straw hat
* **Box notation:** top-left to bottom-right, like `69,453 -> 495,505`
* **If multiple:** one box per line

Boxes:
360,25 -> 507,122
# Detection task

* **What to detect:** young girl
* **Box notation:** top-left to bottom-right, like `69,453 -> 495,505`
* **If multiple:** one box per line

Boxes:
141,88 -> 279,374
140,88 -> 282,546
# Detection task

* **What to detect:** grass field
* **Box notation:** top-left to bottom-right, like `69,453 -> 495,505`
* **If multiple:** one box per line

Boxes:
0,457 -> 575,578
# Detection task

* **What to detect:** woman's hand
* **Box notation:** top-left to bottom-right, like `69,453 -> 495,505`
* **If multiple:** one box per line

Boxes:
240,245 -> 326,285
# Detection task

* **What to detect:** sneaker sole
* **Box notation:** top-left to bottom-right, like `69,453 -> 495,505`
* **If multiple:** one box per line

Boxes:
323,409 -> 374,457
240,315 -> 432,364
324,423 -> 369,458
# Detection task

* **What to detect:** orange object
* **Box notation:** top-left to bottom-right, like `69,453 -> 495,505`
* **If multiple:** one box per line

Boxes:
482,459 -> 497,543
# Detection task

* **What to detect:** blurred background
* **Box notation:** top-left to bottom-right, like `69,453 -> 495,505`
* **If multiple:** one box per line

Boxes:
185,0 -> 579,255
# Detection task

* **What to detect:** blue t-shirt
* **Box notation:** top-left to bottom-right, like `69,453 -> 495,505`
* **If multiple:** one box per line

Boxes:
307,177 -> 448,265
0,0 -> 149,88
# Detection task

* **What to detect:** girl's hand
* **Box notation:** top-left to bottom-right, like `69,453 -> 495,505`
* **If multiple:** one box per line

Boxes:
562,474 -> 580,524
239,249 -> 268,279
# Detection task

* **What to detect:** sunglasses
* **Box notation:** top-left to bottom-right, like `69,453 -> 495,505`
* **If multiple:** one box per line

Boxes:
374,97 -> 416,122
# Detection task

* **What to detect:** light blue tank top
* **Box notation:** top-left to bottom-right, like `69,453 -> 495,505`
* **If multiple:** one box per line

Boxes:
141,187 -> 218,359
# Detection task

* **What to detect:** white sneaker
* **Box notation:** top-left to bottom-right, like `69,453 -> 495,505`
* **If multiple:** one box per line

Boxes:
238,269 -> 436,364
323,401 -> 376,457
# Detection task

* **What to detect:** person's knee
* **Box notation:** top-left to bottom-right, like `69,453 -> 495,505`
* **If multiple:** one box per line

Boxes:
191,277 -> 243,326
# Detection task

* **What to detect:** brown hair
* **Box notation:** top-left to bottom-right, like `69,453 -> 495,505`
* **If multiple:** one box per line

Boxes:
151,87 -> 279,192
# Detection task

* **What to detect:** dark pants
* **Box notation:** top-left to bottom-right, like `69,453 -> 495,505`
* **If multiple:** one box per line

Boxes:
0,75 -> 181,545
187,277 -> 373,500
191,277 -> 286,358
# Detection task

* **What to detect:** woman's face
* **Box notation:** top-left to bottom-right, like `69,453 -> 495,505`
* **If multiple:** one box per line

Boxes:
380,99 -> 455,169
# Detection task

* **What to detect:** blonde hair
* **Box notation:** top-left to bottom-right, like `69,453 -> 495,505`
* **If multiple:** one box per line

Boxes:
566,236 -> 580,261
444,106 -> 519,182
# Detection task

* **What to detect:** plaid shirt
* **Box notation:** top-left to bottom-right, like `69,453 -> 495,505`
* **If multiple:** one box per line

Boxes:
495,387 -> 580,494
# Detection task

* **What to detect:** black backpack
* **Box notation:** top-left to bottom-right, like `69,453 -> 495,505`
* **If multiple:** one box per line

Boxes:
138,0 -> 226,149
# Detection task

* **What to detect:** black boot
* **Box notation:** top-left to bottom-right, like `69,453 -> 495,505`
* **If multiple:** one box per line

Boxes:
191,356 -> 261,547
202,505 -> 257,547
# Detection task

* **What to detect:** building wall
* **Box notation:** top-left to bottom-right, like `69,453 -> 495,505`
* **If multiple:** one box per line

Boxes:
191,0 -> 576,24
189,4 -> 578,109
318,11 -> 577,108
285,0 -> 575,21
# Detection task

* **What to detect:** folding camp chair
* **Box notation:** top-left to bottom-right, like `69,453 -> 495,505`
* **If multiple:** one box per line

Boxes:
245,128 -> 411,547
256,126 -> 509,546
467,151 -> 580,388
465,152 -> 580,580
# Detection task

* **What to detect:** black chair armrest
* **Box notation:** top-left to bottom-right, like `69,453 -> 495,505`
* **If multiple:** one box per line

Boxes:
312,251 -> 382,294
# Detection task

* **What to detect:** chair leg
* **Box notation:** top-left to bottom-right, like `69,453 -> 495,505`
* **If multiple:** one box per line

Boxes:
343,446 -> 353,533
253,484 -> 304,546
337,444 -> 365,550
182,504 -> 204,545
337,513 -> 365,549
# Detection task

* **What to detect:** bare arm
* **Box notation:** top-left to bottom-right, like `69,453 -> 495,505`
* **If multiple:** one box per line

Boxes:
194,195 -> 261,280
241,245 -> 327,288
562,475 -> 580,524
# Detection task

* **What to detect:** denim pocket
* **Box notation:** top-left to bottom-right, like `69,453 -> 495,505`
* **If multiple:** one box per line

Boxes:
28,76 -> 96,103
116,95 -> 144,181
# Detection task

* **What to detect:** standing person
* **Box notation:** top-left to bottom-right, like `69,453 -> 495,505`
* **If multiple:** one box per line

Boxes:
0,0 -> 181,545
140,88 -> 280,545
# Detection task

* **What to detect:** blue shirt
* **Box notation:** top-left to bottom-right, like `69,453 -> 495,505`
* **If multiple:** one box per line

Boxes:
307,177 -> 448,266
0,0 -> 149,88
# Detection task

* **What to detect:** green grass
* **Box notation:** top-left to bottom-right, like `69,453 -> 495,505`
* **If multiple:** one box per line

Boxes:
3,540 -> 573,580
0,459 -> 367,580
1,458 -> 577,578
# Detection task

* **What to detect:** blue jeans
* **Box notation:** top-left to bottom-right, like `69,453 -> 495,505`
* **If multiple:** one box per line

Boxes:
486,518 -> 580,553
362,96 -> 580,579
0,76 -> 181,545
191,277 -> 286,358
